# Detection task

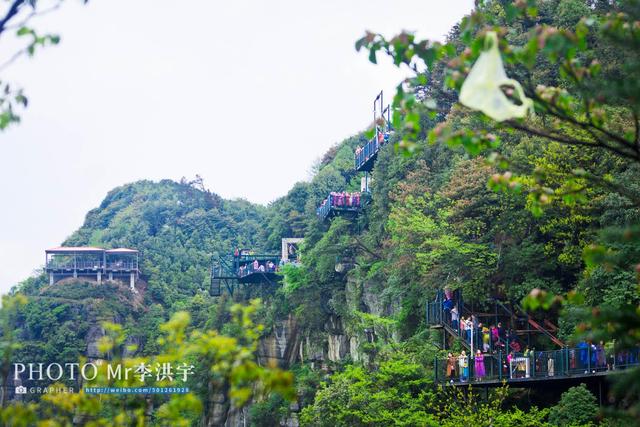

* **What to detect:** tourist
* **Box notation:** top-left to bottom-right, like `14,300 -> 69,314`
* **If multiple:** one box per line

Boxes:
446,352 -> 457,381
253,259 -> 259,272
578,341 -> 589,372
605,341 -> 615,370
507,351 -> 514,378
524,346 -> 533,375
490,325 -> 499,346
451,306 -> 459,331
548,354 -> 555,376
459,351 -> 469,382
459,316 -> 467,337
596,341 -> 606,370
474,349 -> 485,381
482,325 -> 490,352
443,295 -> 453,322
509,338 -> 521,353
465,317 -> 472,343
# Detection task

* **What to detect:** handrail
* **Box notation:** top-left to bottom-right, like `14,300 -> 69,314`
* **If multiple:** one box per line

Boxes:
429,295 -> 566,355
494,300 -> 562,346
527,317 -> 564,347
435,346 -> 640,384
544,319 -> 559,332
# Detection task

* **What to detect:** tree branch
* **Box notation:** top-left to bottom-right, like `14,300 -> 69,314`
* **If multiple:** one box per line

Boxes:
505,120 -> 640,163
0,0 -> 26,37
5,1 -> 62,31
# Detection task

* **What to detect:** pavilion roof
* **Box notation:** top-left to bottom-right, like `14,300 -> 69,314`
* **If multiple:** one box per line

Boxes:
45,246 -> 105,253
45,247 -> 138,254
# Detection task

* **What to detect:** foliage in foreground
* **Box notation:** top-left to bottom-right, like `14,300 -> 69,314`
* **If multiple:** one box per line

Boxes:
299,355 -> 551,427
548,383 -> 598,427
0,296 -> 293,426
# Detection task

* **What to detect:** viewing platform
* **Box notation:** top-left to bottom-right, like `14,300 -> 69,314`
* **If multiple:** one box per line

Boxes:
235,250 -> 282,284
45,246 -> 139,290
211,239 -> 303,296
434,346 -> 640,388
316,192 -> 364,221
424,290 -> 638,390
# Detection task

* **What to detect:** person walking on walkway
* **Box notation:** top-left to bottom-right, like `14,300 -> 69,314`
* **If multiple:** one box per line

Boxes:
482,325 -> 490,352
547,354 -> 555,377
446,352 -> 457,381
474,349 -> 485,381
459,351 -> 469,382
451,306 -> 459,331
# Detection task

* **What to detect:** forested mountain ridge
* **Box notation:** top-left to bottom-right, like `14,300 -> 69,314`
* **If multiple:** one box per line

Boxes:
21,179 -> 269,302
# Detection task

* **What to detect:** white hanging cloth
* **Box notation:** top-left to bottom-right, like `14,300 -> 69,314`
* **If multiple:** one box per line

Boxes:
459,31 -> 533,122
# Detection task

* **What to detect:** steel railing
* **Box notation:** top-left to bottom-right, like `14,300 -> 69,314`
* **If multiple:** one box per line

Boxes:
435,346 -> 640,384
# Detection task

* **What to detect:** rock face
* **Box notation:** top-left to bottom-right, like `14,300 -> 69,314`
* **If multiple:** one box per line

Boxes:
325,316 -> 348,362
85,323 -> 106,359
327,334 -> 348,362
257,315 -> 300,367
219,274 -> 395,426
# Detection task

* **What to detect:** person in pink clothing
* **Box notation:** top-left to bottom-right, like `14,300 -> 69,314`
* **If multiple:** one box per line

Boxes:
474,349 -> 485,380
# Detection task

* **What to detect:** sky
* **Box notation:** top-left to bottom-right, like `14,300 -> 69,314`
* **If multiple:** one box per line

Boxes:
0,0 -> 474,293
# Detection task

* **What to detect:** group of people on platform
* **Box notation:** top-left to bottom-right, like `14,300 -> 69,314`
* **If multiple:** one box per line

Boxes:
439,288 -> 640,382
317,192 -> 362,216
238,259 -> 277,277
446,350 -> 486,382
571,340 -> 638,372
444,342 -> 639,383
443,292 -> 528,355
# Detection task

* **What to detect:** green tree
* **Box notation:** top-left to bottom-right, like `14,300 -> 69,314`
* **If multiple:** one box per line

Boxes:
299,357 -> 435,426
0,297 -> 294,425
548,384 -> 598,426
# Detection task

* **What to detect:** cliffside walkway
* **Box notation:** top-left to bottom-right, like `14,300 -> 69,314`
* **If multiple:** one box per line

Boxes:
434,346 -> 640,388
426,292 -> 640,389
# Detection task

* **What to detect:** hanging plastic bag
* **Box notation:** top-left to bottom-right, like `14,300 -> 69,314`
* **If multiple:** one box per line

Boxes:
459,31 -> 533,122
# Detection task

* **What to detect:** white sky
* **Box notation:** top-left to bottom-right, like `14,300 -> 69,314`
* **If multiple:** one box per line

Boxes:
0,0 -> 474,293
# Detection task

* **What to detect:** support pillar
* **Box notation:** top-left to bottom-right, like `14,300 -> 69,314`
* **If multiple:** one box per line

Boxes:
130,272 -> 135,291
97,271 -> 101,285
73,269 -> 77,278
109,272 -> 113,281
49,273 -> 54,286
